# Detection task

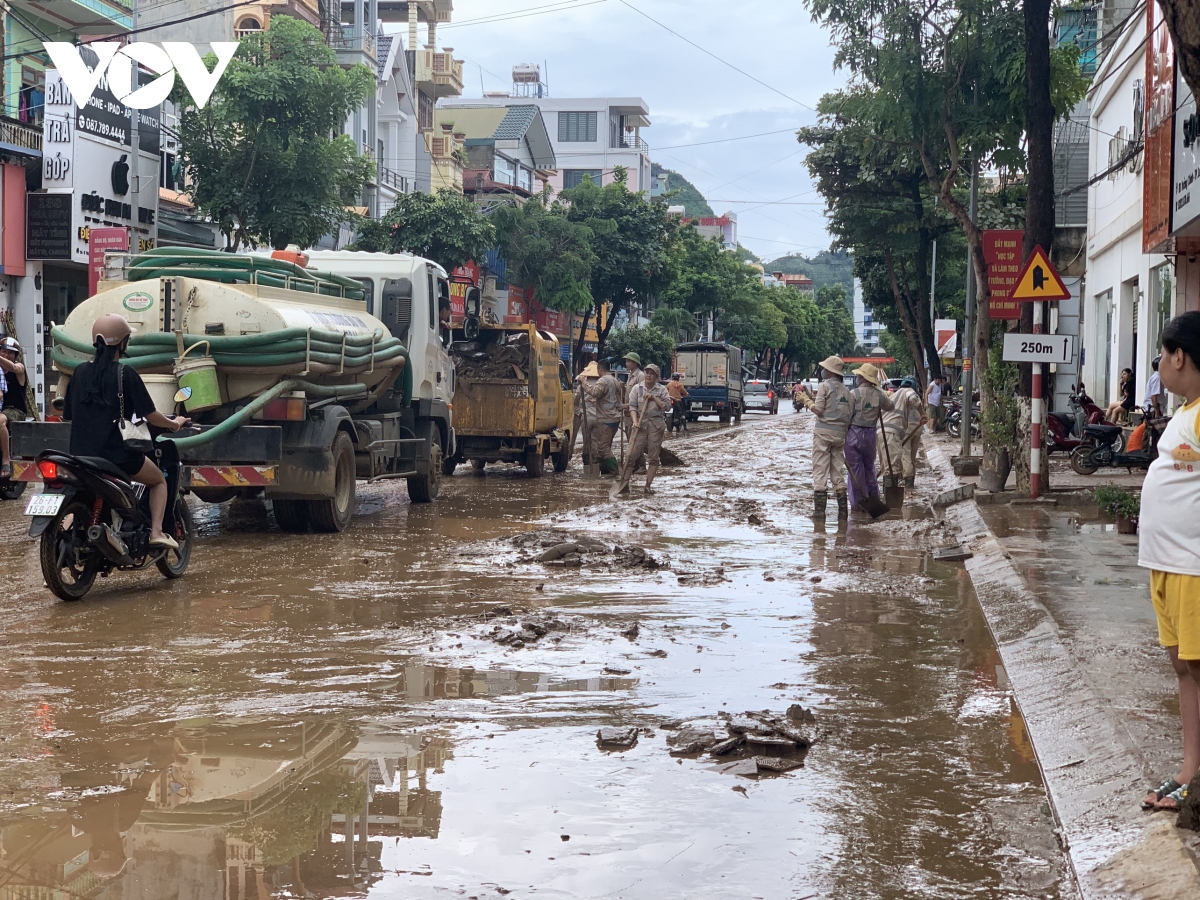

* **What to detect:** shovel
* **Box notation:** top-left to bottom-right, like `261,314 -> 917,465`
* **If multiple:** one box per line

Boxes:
879,422 -> 905,510
579,392 -> 600,479
846,451 -> 890,519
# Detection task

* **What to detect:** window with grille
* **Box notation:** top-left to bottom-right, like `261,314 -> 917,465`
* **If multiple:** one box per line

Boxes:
432,137 -> 445,155
563,169 -> 602,190
558,111 -> 597,142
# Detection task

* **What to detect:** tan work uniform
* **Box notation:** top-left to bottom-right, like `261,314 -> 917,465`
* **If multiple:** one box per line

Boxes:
585,373 -> 622,469
801,378 -> 853,492
879,387 -> 922,480
623,381 -> 670,471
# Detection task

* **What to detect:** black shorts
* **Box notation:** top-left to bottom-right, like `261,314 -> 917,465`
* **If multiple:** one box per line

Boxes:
119,454 -> 147,477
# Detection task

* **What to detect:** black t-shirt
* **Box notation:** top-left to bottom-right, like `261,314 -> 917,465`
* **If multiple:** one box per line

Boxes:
1,369 -> 27,414
64,362 -> 156,468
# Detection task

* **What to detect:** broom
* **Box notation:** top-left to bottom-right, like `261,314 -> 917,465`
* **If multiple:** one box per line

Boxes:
879,421 -> 905,509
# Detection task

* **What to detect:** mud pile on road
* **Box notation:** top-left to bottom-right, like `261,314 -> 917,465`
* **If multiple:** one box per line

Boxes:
661,706 -> 818,777
452,332 -> 530,380
511,529 -> 667,571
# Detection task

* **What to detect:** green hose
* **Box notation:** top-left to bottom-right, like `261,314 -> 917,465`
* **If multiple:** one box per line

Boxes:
123,248 -> 365,299
162,380 -> 369,450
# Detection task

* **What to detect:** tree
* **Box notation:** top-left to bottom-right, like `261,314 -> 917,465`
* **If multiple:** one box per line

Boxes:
176,16 -> 374,251
560,169 -> 674,362
1159,0 -> 1200,103
350,190 -> 495,272
605,324 -> 676,373
491,199 -> 595,313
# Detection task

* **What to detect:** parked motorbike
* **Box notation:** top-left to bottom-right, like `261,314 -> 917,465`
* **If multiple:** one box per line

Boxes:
945,401 -> 980,440
26,448 -> 193,601
1049,385 -> 1122,456
1069,418 -> 1165,476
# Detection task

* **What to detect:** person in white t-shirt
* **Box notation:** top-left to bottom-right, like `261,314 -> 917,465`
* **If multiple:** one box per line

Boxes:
1139,311 -> 1200,811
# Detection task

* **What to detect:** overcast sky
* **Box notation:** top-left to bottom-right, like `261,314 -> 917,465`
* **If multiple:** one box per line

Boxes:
438,0 -> 846,263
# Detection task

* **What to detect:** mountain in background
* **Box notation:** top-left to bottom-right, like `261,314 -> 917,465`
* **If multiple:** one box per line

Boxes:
764,250 -> 854,298
651,164 -> 715,217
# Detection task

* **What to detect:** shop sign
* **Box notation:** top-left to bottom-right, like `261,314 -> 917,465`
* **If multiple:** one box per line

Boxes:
982,230 -> 1024,320
26,193 -> 72,260
1173,71 -> 1200,233
1144,3 -> 1175,252
88,227 -> 128,296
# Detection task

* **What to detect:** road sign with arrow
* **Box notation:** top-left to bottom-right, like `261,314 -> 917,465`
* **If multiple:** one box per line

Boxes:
1010,245 -> 1071,302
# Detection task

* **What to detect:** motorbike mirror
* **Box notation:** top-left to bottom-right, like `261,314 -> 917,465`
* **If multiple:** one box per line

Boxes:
174,386 -> 193,403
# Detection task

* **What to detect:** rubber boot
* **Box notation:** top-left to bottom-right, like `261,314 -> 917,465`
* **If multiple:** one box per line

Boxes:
813,490 -> 828,518
904,477 -> 915,489
602,457 -> 620,476
644,464 -> 659,493
836,492 -> 849,519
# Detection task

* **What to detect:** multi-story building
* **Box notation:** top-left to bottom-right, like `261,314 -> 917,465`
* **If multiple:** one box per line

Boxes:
853,278 -> 884,350
436,105 -> 556,203
442,69 -> 652,195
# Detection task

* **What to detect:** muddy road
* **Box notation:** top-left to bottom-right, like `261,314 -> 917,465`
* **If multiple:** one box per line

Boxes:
0,411 -> 1071,899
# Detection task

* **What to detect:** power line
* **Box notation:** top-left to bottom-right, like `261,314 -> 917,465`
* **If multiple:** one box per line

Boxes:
615,0 -> 817,113
653,126 -> 804,151
442,0 -> 611,29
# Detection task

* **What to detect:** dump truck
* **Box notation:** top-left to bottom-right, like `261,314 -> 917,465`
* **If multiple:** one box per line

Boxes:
9,247 -> 455,532
446,323 -> 574,476
673,341 -> 745,423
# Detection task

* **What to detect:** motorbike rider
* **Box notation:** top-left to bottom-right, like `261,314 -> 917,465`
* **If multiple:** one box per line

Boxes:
61,314 -> 189,549
666,372 -> 689,431
0,335 -> 28,479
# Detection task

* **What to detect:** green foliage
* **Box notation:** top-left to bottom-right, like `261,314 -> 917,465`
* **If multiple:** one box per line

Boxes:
349,190 -> 495,272
175,16 -> 374,250
815,284 -> 856,351
763,250 -> 854,297
606,324 -> 676,372
649,306 -> 698,341
651,164 -> 715,217
492,199 -> 595,312
980,341 -> 1020,450
1095,484 -> 1141,519
230,767 -> 367,866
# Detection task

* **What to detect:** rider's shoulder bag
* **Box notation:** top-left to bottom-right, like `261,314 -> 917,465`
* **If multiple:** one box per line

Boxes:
116,363 -> 154,452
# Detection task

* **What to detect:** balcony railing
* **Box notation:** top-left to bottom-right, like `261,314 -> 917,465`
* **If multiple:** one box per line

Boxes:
234,27 -> 262,39
0,116 -> 42,154
329,26 -> 377,59
612,134 -> 650,153
414,49 -> 464,98
378,166 -> 409,193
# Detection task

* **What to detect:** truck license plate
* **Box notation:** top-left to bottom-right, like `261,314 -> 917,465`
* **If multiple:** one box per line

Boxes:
24,493 -> 65,517
504,386 -> 529,398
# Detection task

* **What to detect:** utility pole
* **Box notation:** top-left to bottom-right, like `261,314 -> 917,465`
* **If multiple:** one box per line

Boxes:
929,237 -> 937,370
960,81 -> 980,461
128,0 -> 140,251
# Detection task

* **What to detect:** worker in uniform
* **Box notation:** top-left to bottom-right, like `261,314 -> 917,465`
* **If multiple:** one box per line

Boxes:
574,361 -> 599,464
614,363 -> 671,495
0,336 -> 28,480
623,352 -> 645,394
798,356 -> 853,518
879,378 -> 925,489
584,359 -> 623,475
844,362 -> 893,510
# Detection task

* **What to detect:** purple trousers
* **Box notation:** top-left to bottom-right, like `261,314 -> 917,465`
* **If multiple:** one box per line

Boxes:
844,425 -> 879,506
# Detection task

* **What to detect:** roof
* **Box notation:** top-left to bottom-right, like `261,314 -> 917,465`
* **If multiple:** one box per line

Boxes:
376,34 -> 394,80
495,105 -> 539,141
435,105 -> 556,169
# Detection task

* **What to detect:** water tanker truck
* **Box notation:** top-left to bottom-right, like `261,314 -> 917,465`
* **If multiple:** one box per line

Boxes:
8,247 -> 455,532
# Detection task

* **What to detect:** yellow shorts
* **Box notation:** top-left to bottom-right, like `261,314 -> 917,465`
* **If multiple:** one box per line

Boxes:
1151,571 -> 1200,660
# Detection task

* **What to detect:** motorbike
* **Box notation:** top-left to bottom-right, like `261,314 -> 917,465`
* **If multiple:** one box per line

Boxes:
668,397 -> 689,434
26,448 -> 193,601
945,401 -> 980,440
1049,385 -> 1121,456
1069,417 -> 1165,476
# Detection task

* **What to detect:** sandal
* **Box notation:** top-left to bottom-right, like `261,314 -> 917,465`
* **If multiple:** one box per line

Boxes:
1142,777 -> 1182,810
1155,783 -> 1190,812
0,462 -> 11,480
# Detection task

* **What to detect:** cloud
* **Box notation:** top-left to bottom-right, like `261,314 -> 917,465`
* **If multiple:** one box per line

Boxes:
436,0 -> 846,260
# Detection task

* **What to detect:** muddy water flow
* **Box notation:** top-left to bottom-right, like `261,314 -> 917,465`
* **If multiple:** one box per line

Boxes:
0,412 -> 1071,898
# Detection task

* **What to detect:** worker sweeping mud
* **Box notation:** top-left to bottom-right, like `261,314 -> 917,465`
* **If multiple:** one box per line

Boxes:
879,377 -> 924,490
844,362 -> 892,511
584,359 -> 622,475
612,364 -> 670,496
797,355 -> 853,519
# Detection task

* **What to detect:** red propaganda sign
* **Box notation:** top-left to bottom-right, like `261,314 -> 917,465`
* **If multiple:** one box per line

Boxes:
535,307 -> 568,334
982,230 -> 1024,320
448,262 -> 480,321
88,227 -> 128,296
505,285 -> 529,324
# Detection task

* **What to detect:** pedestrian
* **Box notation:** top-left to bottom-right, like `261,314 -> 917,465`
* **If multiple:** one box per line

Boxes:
0,336 -> 28,480
925,375 -> 945,432
879,377 -> 925,489
1145,355 -> 1168,418
1138,311 -> 1200,812
797,355 -> 853,518
844,362 -> 893,509
1105,368 -> 1135,423
614,363 -> 671,495
583,359 -> 622,475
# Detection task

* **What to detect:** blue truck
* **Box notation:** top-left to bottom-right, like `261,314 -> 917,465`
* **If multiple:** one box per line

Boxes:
672,342 -> 745,423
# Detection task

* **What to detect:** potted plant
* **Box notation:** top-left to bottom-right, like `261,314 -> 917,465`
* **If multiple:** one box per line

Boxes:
1096,484 -> 1141,534
979,345 -> 1019,492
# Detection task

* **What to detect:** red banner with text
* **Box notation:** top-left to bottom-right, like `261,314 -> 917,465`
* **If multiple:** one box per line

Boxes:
983,230 -> 1024,320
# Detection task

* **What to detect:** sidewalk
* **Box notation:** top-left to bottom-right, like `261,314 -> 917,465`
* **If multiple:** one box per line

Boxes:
923,435 -> 1200,898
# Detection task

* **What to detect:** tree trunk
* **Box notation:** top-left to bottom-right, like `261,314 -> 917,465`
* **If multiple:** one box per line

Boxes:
1159,0 -> 1200,103
574,305 -> 593,373
1019,0 -> 1056,495
887,253 -> 927,389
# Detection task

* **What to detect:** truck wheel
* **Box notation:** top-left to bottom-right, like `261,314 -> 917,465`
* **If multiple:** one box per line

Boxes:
552,435 -> 572,472
308,431 -> 356,532
525,447 -> 545,478
718,410 -> 731,424
734,405 -> 743,423
442,453 -> 459,477
273,499 -> 310,533
471,458 -> 487,474
408,440 -> 443,503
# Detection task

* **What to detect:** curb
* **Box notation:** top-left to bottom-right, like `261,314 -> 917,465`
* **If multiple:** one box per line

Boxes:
923,436 -> 1200,898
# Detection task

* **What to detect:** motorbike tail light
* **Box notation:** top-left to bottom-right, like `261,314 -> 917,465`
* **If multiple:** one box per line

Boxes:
37,460 -> 58,481
257,396 -> 307,422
